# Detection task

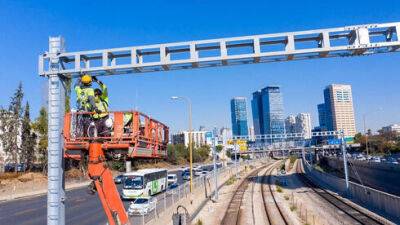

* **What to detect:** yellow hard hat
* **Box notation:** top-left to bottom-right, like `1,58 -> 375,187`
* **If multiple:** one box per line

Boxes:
81,74 -> 92,85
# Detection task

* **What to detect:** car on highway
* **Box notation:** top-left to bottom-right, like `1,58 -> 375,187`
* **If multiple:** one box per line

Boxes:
167,174 -> 178,186
182,172 -> 190,180
193,168 -> 203,176
128,197 -> 157,215
201,170 -> 209,176
386,157 -> 399,164
370,156 -> 381,163
114,175 -> 124,184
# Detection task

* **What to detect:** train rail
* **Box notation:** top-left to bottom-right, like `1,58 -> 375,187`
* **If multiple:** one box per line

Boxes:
220,165 -> 267,225
261,162 -> 289,225
296,160 -> 384,225
221,161 -> 290,225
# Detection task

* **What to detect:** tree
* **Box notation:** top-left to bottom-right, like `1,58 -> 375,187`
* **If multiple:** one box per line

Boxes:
215,145 -> 223,153
32,107 -> 48,173
21,102 -> 37,171
0,83 -> 24,172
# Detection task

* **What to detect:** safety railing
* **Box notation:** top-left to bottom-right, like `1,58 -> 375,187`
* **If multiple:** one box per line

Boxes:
63,111 -> 169,159
129,157 -> 268,225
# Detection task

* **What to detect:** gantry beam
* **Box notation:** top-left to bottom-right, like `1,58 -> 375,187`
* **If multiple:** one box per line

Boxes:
39,22 -> 400,77
232,130 -> 339,140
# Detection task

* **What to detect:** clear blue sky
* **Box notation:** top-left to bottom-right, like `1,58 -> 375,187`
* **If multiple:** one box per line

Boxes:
1,0 -> 400,134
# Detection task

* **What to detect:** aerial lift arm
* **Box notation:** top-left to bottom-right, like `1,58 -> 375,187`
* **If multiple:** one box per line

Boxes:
88,142 -> 130,225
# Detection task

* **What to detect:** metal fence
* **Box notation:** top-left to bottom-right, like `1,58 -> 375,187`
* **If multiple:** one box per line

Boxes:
129,158 -> 263,225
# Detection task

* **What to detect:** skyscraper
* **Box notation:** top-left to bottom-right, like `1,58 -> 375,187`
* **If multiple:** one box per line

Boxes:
251,91 -> 263,135
317,103 -> 327,130
295,113 -> 312,139
230,97 -> 249,136
262,86 -> 285,134
252,86 -> 285,135
323,84 -> 356,137
285,115 -> 296,133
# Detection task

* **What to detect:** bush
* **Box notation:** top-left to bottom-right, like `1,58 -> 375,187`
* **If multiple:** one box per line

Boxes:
225,176 -> 236,185
110,161 -> 125,172
167,144 -> 210,164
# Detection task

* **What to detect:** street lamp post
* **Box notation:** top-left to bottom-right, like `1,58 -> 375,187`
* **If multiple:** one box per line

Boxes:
171,96 -> 193,194
212,138 -> 219,201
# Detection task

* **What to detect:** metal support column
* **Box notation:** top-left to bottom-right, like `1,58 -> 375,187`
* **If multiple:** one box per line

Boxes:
212,138 -> 219,201
47,36 -> 66,225
340,131 -> 350,191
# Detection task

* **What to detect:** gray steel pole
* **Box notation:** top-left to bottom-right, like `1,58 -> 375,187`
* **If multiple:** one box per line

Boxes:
47,36 -> 66,225
234,142 -> 238,178
212,138 -> 219,201
340,131 -> 350,191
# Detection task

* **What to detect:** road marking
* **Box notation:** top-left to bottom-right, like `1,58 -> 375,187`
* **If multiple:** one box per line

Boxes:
13,208 -> 37,216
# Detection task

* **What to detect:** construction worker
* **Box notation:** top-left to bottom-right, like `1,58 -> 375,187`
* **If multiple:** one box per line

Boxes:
74,74 -> 98,137
92,76 -> 110,136
75,74 -> 96,112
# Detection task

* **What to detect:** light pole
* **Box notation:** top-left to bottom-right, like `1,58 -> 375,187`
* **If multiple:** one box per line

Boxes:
171,96 -> 193,193
212,138 -> 219,201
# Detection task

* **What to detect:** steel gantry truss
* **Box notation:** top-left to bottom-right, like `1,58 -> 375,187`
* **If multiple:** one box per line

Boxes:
40,22 -> 400,77
40,22 -> 400,225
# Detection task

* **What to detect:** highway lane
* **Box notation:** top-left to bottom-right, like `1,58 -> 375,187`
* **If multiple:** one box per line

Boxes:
0,170 -> 186,225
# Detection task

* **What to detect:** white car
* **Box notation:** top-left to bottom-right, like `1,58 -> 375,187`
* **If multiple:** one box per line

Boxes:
128,197 -> 157,215
194,169 -> 203,176
370,156 -> 381,163
167,174 -> 178,186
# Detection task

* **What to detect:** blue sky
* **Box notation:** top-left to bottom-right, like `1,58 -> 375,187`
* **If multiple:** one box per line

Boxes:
0,0 -> 400,134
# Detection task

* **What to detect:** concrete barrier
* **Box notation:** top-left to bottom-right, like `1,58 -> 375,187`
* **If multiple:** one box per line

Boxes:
303,159 -> 400,223
323,156 -> 400,195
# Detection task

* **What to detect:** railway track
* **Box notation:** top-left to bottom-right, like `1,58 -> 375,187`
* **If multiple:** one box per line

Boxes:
221,161 -> 289,225
221,165 -> 267,225
261,162 -> 289,225
296,160 -> 384,225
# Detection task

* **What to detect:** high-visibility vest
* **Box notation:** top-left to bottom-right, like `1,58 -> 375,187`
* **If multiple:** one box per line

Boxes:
75,86 -> 95,111
93,99 -> 109,119
93,83 -> 109,119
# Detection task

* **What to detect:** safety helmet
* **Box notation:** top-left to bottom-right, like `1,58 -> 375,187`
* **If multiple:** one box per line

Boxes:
105,117 -> 114,128
81,74 -> 92,85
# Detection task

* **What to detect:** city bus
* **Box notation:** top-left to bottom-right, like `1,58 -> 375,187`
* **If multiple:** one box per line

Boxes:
121,168 -> 167,199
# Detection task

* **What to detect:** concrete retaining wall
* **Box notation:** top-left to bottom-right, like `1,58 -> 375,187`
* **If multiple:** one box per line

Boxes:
323,157 -> 400,195
303,159 -> 400,223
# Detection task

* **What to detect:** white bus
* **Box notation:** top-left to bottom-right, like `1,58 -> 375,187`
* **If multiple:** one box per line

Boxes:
122,168 -> 167,199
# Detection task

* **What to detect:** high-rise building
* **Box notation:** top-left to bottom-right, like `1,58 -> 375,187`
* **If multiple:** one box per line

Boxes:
295,113 -> 312,139
251,91 -> 263,135
252,86 -> 285,135
262,86 -> 285,134
317,103 -> 327,130
249,126 -> 255,141
230,97 -> 249,136
323,84 -> 356,137
285,115 -> 296,133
